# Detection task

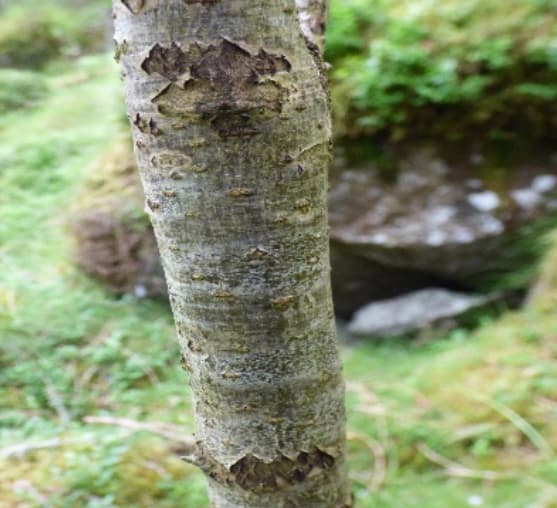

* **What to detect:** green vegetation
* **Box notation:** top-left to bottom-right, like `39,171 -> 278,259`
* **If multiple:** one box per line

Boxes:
3,0 -> 556,143
1,54 -> 557,507
0,2 -> 107,68
326,0 -> 557,142
0,69 -> 49,113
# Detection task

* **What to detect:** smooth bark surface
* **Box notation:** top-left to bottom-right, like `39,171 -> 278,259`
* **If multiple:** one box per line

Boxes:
113,1 -> 350,506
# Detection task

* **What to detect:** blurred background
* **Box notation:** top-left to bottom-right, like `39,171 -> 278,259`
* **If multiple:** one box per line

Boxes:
1,0 -> 557,506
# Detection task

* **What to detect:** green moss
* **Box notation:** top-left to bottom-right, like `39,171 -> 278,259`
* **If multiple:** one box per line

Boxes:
72,135 -> 147,227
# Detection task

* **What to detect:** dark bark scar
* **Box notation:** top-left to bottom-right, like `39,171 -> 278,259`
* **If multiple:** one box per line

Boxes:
142,39 -> 290,85
121,0 -> 158,14
230,450 -> 334,492
190,446 -> 336,493
133,113 -> 162,136
142,39 -> 291,136
121,0 -> 144,14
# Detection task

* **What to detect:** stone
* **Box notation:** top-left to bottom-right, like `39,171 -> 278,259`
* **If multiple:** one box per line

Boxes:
467,191 -> 500,212
532,174 -> 557,193
348,288 -> 494,337
70,138 -> 168,300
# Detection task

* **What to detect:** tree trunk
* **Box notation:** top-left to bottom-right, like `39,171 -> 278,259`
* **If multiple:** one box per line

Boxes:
113,1 -> 350,506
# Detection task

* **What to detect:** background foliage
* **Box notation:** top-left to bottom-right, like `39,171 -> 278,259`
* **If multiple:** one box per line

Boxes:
327,0 -> 557,142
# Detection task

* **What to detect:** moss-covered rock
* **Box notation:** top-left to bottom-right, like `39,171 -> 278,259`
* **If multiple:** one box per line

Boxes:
329,144 -> 557,293
70,136 -> 167,298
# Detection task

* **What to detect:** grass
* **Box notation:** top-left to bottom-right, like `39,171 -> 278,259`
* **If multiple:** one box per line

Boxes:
344,312 -> 557,507
1,54 -> 557,507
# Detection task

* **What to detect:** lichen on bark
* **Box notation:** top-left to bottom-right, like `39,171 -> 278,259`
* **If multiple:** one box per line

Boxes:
113,0 -> 350,505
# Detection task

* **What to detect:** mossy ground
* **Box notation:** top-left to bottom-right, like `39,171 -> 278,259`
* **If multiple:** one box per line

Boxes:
1,54 -> 557,508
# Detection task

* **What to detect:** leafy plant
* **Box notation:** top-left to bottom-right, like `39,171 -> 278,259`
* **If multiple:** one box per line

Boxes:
326,0 -> 557,142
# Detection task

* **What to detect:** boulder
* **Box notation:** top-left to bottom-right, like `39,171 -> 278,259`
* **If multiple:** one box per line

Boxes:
329,146 -> 557,287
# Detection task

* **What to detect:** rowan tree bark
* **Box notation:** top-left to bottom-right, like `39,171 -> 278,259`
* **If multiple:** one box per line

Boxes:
113,0 -> 350,506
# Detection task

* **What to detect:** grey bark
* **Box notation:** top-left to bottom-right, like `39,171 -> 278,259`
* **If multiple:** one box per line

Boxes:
113,0 -> 350,507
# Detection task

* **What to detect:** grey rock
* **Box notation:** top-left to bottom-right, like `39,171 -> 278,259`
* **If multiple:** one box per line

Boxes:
532,174 -> 557,193
511,188 -> 542,209
348,288 -> 493,337
467,191 -> 500,212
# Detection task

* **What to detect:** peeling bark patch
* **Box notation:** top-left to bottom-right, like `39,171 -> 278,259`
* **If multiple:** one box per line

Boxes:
141,43 -> 191,82
190,446 -> 336,494
188,40 -> 291,84
121,0 -> 157,14
230,450 -> 335,493
145,39 -> 291,121
143,39 -> 290,86
121,0 -> 144,14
